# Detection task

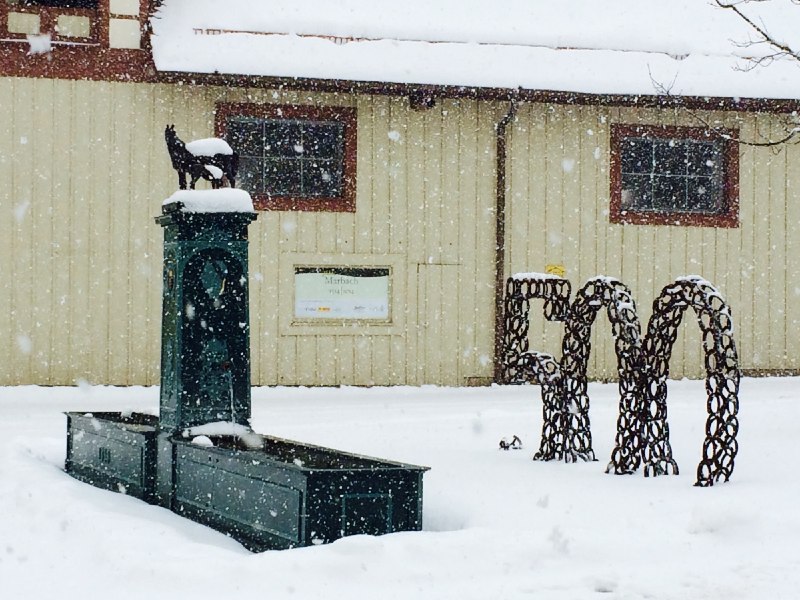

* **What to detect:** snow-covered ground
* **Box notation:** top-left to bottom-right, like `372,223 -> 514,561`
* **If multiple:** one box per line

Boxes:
1,378 -> 798,599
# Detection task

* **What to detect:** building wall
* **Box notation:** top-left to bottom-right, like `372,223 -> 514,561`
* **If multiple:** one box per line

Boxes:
1,76 -> 797,386
506,103 -> 800,380
0,77 -> 499,386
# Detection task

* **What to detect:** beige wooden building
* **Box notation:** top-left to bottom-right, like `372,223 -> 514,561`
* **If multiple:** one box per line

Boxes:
1,1 -> 800,387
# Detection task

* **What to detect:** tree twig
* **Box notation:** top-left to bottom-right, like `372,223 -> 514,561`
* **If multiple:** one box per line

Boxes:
649,69 -> 800,148
714,0 -> 800,61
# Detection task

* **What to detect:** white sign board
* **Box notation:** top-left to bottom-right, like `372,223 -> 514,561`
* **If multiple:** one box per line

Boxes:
294,267 -> 390,320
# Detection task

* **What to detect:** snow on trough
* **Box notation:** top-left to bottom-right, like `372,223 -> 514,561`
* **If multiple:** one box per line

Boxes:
1,378 -> 799,599
183,420 -> 263,449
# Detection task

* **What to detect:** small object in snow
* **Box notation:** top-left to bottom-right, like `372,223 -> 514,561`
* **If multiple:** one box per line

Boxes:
191,435 -> 214,447
499,435 -> 523,450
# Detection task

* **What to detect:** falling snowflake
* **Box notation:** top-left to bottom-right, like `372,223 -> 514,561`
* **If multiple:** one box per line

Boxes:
14,201 -> 30,223
16,335 -> 32,355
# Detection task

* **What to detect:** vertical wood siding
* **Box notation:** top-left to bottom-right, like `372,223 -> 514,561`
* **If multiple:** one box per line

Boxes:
0,78 -> 497,386
0,78 -> 170,385
1,75 -> 798,386
506,104 -> 800,380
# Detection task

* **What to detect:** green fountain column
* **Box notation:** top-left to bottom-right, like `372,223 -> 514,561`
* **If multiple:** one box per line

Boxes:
154,198 -> 258,505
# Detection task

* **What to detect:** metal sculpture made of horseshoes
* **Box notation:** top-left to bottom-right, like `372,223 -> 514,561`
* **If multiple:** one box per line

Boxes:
501,273 -> 740,487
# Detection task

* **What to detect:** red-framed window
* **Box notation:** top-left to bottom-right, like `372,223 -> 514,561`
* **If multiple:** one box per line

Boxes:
215,103 -> 357,213
610,124 -> 739,228
2,0 -> 102,45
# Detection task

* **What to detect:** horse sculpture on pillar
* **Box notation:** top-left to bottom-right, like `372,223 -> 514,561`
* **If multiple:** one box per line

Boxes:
165,124 -> 239,190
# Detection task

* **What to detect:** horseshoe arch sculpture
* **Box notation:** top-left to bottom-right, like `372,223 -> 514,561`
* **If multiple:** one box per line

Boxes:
640,276 -> 740,486
502,273 -> 740,486
501,276 -> 570,461
502,275 -> 645,473
559,277 -> 644,474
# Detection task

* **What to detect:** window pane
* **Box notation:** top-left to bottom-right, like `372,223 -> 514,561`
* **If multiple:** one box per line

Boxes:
621,174 -> 653,210
615,127 -> 732,222
237,157 -> 264,194
264,122 -> 303,158
621,138 -> 652,174
687,141 -> 721,177
222,109 -> 352,206
653,140 -> 687,175
264,159 -> 301,196
303,159 -> 342,196
687,177 -> 721,212
227,119 -> 264,157
652,175 -> 686,211
303,123 -> 344,159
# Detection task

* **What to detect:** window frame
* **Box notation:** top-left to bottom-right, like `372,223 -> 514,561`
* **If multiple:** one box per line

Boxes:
215,103 -> 357,213
2,0 -> 102,44
18,1 -> 97,7
610,124 -> 739,228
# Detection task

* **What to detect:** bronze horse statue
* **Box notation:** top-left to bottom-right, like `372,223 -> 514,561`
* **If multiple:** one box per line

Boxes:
165,125 -> 239,190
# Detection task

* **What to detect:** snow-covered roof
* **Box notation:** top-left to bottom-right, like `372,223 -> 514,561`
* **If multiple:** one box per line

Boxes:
150,0 -> 800,101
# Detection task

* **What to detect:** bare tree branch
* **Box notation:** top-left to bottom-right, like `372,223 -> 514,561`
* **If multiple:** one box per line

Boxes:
649,69 -> 800,148
645,2 -> 800,147
714,0 -> 800,62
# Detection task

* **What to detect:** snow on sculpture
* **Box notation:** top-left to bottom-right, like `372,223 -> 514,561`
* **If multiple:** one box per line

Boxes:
501,273 -> 740,487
